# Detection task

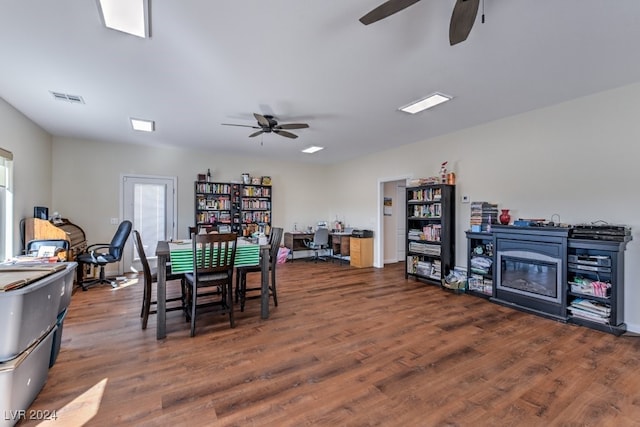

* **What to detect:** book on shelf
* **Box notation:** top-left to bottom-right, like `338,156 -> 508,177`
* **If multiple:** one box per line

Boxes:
470,201 -> 498,231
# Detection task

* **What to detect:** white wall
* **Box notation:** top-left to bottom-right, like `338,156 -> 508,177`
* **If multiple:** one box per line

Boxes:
0,98 -> 52,253
51,137 -> 331,246
327,81 -> 640,331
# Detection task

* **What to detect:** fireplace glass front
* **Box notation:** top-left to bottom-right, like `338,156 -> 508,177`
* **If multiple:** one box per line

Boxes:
497,250 -> 562,304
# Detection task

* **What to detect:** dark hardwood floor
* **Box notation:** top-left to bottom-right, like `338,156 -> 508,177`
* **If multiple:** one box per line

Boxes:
19,260 -> 640,426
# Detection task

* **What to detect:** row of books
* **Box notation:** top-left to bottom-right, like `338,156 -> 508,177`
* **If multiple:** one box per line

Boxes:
470,201 -> 498,231
409,203 -> 442,218
408,241 -> 441,256
568,298 -> 611,323
407,187 -> 442,202
197,196 -> 231,210
407,256 -> 441,279
196,182 -> 234,194
407,225 -> 442,242
468,275 -> 493,295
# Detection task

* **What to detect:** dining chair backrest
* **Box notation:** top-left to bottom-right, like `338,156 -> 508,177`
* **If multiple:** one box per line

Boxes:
192,232 -> 238,279
268,227 -> 284,268
132,230 -> 152,284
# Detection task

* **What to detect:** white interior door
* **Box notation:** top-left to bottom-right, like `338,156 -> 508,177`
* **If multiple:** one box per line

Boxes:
122,175 -> 176,273
396,184 -> 406,261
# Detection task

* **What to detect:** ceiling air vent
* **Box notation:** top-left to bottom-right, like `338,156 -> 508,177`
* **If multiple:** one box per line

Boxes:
50,91 -> 85,104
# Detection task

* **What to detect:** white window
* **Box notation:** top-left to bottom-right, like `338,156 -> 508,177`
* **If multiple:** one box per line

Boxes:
0,148 -> 14,261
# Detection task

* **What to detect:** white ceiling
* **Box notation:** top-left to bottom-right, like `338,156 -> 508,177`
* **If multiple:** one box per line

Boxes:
2,1 -> 640,165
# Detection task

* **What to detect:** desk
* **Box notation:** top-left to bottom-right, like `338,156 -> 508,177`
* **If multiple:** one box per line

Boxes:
155,240 -> 270,340
283,232 -> 314,260
329,232 -> 351,262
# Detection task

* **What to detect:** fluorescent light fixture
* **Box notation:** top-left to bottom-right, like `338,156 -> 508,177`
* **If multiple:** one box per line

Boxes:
302,146 -> 324,154
97,0 -> 149,38
130,118 -> 155,132
399,92 -> 452,114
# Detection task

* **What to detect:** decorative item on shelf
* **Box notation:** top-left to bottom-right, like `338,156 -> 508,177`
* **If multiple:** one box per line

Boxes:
206,168 -> 212,182
499,209 -> 511,225
261,176 -> 272,186
440,161 -> 448,184
197,173 -> 206,182
242,173 -> 251,184
251,176 -> 261,185
447,172 -> 456,185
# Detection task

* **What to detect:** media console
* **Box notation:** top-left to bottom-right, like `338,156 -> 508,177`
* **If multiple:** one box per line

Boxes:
467,225 -> 631,335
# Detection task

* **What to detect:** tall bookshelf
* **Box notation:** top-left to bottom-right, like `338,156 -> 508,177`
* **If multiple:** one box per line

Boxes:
405,184 -> 455,285
239,184 -> 271,237
194,181 -> 239,233
194,181 -> 272,236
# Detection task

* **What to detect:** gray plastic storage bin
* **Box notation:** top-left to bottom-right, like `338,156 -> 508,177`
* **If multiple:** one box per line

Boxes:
48,308 -> 67,368
0,263 -> 75,362
56,262 -> 76,315
0,326 -> 56,427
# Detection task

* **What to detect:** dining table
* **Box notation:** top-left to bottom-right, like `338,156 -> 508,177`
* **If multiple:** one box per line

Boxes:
154,238 -> 270,340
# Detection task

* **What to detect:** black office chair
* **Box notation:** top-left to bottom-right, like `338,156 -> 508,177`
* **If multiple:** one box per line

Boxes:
76,220 -> 132,291
236,227 -> 283,312
25,239 -> 70,260
304,227 -> 330,262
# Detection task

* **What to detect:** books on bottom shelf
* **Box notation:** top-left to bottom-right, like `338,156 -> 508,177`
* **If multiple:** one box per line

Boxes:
568,298 -> 611,324
468,274 -> 492,295
407,256 -> 441,280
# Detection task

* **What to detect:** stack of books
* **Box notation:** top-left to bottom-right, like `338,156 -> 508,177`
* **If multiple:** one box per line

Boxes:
568,298 -> 611,324
470,202 -> 498,232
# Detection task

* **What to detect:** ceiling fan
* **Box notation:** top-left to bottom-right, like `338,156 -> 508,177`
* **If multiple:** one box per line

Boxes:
359,0 -> 481,46
222,113 -> 309,139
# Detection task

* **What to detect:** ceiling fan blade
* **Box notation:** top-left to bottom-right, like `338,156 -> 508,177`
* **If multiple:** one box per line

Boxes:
221,123 -> 260,129
273,129 -> 298,139
254,113 -> 270,128
249,130 -> 265,138
275,123 -> 309,130
449,0 -> 480,46
359,0 -> 421,25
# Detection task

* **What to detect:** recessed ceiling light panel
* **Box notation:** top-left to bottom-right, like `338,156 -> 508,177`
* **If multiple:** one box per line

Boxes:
399,92 -> 452,114
130,118 -> 155,132
97,0 -> 149,38
302,146 -> 324,154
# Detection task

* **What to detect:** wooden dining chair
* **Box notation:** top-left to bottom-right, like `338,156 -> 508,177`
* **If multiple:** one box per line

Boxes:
236,227 -> 283,312
133,230 -> 186,330
184,233 -> 238,337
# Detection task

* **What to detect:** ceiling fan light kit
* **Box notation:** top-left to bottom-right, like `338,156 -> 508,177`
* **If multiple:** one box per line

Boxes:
222,113 -> 309,139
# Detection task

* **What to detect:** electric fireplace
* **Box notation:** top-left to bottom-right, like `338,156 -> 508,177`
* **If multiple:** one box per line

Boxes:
492,225 -> 569,320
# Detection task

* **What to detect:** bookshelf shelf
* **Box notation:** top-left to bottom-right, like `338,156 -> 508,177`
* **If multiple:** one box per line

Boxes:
465,231 -> 494,298
405,184 -> 455,285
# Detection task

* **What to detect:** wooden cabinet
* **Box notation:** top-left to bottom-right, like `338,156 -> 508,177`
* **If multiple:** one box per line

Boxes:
405,184 -> 455,284
284,232 -> 313,260
350,237 -> 373,268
